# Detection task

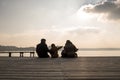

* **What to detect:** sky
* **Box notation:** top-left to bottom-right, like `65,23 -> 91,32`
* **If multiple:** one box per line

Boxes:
0,0 -> 120,48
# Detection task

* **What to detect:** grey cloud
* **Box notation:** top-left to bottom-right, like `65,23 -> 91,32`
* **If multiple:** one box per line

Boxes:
84,0 -> 120,20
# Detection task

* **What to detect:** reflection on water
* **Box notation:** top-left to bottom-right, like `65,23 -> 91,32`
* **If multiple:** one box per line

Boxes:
0,51 -> 120,57
78,51 -> 120,57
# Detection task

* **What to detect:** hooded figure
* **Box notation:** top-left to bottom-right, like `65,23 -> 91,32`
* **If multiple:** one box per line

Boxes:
61,40 -> 78,58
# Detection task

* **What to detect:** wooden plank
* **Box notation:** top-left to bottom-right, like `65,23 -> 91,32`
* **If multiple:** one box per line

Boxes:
0,57 -> 120,80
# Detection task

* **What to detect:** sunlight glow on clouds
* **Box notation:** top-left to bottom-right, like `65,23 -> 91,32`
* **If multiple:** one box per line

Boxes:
77,4 -> 95,20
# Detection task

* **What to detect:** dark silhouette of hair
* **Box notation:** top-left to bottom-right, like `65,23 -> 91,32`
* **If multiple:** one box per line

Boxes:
41,38 -> 46,42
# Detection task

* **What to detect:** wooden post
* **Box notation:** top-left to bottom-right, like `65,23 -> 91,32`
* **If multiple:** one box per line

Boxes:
20,52 -> 24,57
9,52 -> 11,57
30,52 -> 35,57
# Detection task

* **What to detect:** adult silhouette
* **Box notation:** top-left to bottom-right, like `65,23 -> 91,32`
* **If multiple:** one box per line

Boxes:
61,40 -> 78,58
36,39 -> 49,58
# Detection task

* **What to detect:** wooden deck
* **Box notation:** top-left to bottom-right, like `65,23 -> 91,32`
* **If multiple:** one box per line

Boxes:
0,57 -> 120,80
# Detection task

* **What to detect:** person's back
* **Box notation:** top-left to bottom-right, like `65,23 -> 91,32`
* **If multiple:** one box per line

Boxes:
36,39 -> 49,58
61,40 -> 78,58
64,43 -> 75,52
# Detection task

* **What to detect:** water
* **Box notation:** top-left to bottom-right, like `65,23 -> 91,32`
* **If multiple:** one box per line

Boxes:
78,51 -> 120,57
0,51 -> 120,57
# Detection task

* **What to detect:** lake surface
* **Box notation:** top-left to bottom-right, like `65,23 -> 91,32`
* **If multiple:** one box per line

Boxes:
0,50 -> 120,57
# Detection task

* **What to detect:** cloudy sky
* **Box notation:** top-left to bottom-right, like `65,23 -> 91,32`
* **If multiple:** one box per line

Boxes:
0,0 -> 120,48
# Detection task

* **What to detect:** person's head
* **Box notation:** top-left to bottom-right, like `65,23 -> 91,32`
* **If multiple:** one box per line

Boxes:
65,40 -> 72,46
66,40 -> 72,44
41,38 -> 46,43
51,43 -> 55,47
66,40 -> 70,43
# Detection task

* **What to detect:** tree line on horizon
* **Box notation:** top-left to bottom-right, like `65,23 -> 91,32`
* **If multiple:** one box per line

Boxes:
0,45 -> 35,51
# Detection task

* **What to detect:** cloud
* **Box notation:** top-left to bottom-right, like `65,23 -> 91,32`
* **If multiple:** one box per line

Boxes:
83,0 -> 120,20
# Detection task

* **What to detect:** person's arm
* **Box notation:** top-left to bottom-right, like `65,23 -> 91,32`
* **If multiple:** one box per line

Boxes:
45,44 -> 50,52
57,46 -> 62,50
73,45 -> 78,52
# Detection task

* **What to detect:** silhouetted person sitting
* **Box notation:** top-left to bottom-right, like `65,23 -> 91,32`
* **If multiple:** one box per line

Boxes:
61,40 -> 78,58
49,43 -> 62,58
36,39 -> 49,58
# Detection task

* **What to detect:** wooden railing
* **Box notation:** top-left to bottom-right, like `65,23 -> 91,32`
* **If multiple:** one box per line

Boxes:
0,51 -> 35,57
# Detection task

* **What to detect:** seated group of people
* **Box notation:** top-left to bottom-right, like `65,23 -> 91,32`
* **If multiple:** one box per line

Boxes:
36,38 -> 78,58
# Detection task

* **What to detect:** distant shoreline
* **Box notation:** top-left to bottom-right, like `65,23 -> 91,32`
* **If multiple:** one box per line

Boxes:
1,44 -> 120,51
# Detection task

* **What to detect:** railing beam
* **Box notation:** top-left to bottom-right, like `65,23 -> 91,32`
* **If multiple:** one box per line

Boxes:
0,51 -> 35,57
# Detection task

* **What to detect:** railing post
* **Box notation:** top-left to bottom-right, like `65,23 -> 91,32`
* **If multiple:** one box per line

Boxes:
9,52 -> 11,57
30,52 -> 35,57
20,52 -> 24,57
